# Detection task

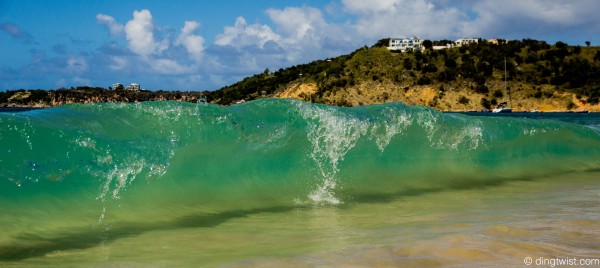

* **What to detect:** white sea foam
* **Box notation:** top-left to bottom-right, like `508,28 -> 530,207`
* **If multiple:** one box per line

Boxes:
439,120 -> 484,151
298,104 -> 369,205
370,108 -> 412,152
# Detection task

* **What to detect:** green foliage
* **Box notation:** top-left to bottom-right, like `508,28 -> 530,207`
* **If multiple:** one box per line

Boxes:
422,40 -> 433,50
493,89 -> 504,98
5,38 -> 600,108
205,38 -> 600,105
444,57 -> 457,68
0,87 -> 211,106
403,58 -> 413,70
372,38 -> 390,48
480,98 -> 491,109
458,96 -> 469,105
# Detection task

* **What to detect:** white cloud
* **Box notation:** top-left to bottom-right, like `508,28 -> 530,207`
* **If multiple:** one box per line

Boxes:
209,6 -> 356,80
147,58 -> 192,75
266,6 -> 327,46
96,14 -> 123,36
109,56 -> 128,71
341,0 -> 399,13
124,9 -> 164,57
463,0 -> 600,39
175,21 -> 205,61
341,0 -> 464,40
214,17 -> 281,49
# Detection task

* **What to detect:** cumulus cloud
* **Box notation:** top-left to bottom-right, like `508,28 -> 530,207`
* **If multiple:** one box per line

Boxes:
463,0 -> 600,39
341,0 -> 464,40
92,10 -> 209,81
266,6 -> 328,46
148,58 -> 192,75
214,17 -> 281,49
175,21 -> 205,61
96,14 -> 123,36
124,9 -> 165,57
0,22 -> 35,44
108,56 -> 128,71
265,6 -> 356,62
208,6 -> 359,82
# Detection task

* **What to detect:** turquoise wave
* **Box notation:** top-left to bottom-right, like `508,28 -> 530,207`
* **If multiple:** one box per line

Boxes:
1,99 -> 600,220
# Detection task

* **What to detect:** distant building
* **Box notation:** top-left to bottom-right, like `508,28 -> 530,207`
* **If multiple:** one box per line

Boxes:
112,83 -> 124,91
387,37 -> 424,52
125,83 -> 140,91
433,44 -> 452,50
454,38 -> 479,47
487,39 -> 500,45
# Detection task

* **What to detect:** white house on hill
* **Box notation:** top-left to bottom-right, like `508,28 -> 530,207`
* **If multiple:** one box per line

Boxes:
387,37 -> 482,52
127,83 -> 140,91
454,38 -> 479,47
387,37 -> 424,52
112,82 -> 140,91
112,83 -> 124,91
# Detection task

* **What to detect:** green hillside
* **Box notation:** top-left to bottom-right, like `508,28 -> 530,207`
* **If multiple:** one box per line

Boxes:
206,39 -> 600,111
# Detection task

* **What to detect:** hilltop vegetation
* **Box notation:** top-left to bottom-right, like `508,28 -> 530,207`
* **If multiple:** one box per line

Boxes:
206,38 -> 600,111
0,87 -> 205,107
2,38 -> 600,111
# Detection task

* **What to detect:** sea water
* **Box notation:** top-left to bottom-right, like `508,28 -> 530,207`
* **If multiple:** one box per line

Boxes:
1,99 -> 599,267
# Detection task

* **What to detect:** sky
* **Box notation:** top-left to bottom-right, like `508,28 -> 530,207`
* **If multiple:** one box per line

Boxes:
1,0 -> 599,91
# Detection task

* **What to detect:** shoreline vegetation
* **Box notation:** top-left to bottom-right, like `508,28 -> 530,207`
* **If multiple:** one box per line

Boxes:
2,38 -> 600,112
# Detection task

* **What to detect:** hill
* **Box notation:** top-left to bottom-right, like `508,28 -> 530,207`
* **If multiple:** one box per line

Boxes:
206,39 -> 600,111
0,87 -> 205,108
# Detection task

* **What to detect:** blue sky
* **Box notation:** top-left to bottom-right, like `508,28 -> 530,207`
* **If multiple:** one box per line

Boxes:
1,0 -> 599,91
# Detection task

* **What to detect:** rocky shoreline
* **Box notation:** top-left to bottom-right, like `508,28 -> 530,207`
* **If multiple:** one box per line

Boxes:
1,88 -> 207,109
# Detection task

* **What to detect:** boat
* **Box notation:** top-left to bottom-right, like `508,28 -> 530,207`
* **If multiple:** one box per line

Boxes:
492,58 -> 512,113
492,102 -> 512,113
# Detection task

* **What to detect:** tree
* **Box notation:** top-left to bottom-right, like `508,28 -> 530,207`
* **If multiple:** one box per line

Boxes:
585,41 -> 591,47
555,41 -> 568,49
422,40 -> 433,50
372,38 -> 390,48
444,57 -> 457,68
459,56 -> 476,78
594,51 -> 600,62
403,58 -> 413,70
480,98 -> 491,109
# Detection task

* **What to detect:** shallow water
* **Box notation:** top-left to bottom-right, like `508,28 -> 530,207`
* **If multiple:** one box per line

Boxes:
1,100 -> 599,267
1,171 -> 598,267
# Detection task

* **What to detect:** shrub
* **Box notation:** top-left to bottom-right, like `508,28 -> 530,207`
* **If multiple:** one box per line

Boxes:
493,89 -> 504,98
480,98 -> 491,109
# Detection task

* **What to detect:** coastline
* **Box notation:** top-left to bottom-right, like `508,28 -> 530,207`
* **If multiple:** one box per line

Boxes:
2,98 -> 598,114
0,107 -> 45,112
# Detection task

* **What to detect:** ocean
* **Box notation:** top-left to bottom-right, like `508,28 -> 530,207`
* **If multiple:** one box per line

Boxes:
1,99 -> 599,267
